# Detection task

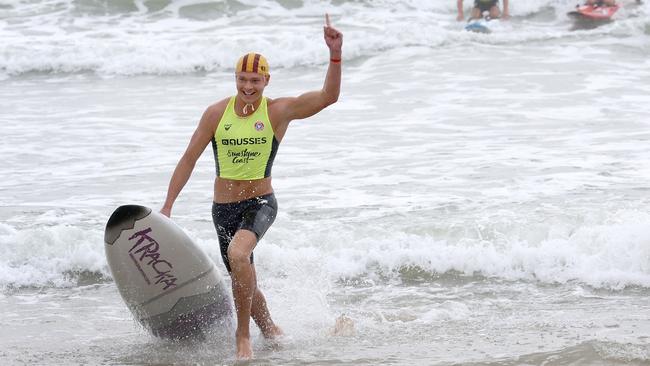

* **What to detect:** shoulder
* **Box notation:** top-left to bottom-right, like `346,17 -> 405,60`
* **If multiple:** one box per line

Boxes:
198,97 -> 231,129
266,96 -> 288,108
266,96 -> 298,115
266,96 -> 295,123
204,97 -> 231,122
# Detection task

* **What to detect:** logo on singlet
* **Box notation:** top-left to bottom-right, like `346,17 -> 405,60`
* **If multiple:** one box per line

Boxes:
221,137 -> 267,146
255,121 -> 264,131
224,124 -> 232,131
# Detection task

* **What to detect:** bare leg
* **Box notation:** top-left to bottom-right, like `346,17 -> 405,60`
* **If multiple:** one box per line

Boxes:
250,266 -> 283,339
470,7 -> 482,20
228,229 -> 258,360
489,5 -> 501,19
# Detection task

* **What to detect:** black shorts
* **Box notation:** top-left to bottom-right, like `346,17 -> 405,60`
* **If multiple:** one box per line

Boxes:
211,193 -> 277,273
474,0 -> 498,12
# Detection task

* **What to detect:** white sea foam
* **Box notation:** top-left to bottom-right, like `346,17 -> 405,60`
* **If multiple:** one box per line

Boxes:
0,0 -> 648,76
3,36 -> 648,290
0,222 -> 108,288
1,207 -> 648,290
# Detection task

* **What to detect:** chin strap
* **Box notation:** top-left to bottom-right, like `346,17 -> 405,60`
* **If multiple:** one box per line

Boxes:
243,103 -> 255,115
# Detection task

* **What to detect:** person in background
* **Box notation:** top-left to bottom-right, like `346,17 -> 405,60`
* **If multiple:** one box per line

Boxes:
585,0 -> 617,6
457,0 -> 510,21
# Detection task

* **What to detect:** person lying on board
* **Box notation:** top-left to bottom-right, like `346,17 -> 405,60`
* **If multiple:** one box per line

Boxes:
456,0 -> 510,21
585,0 -> 617,6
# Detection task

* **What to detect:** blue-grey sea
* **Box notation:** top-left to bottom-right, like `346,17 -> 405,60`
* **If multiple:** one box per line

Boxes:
1,0 -> 650,364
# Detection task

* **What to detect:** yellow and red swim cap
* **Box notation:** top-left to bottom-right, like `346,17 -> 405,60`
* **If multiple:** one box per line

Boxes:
235,53 -> 269,76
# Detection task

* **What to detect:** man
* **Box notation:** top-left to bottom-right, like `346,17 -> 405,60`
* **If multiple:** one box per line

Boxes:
457,0 -> 510,21
160,14 -> 342,360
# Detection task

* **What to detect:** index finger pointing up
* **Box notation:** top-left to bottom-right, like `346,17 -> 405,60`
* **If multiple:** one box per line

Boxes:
325,13 -> 331,27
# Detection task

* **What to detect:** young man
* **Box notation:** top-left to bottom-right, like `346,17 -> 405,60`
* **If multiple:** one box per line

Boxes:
160,14 -> 342,360
457,0 -> 510,21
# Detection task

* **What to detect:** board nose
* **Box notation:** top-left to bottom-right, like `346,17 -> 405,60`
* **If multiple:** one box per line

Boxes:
104,205 -> 152,245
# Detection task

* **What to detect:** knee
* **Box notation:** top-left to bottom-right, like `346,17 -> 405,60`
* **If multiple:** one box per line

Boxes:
227,246 -> 250,268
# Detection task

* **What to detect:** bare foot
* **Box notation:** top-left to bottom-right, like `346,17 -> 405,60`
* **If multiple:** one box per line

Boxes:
330,315 -> 355,337
235,334 -> 253,360
261,324 -> 283,339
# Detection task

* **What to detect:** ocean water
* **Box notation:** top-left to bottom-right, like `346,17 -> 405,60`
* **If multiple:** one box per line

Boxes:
2,0 -> 650,364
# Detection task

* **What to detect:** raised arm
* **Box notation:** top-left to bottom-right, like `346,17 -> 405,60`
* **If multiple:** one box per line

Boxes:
273,14 -> 342,126
160,103 -> 223,217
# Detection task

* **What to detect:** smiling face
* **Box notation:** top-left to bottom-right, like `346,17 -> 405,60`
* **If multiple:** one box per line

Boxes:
234,53 -> 271,105
235,71 -> 269,105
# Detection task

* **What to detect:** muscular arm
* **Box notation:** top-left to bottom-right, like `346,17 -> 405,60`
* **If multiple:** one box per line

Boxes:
271,14 -> 343,135
276,58 -> 341,123
160,101 -> 225,217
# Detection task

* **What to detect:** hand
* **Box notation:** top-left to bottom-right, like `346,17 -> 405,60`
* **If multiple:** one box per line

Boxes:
501,12 -> 510,20
323,13 -> 343,54
457,13 -> 465,21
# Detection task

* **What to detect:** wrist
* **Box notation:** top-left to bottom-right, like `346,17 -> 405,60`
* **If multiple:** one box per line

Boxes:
329,51 -> 342,64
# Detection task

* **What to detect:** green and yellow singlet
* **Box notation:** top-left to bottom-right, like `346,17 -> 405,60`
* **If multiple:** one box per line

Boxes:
211,96 -> 279,180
